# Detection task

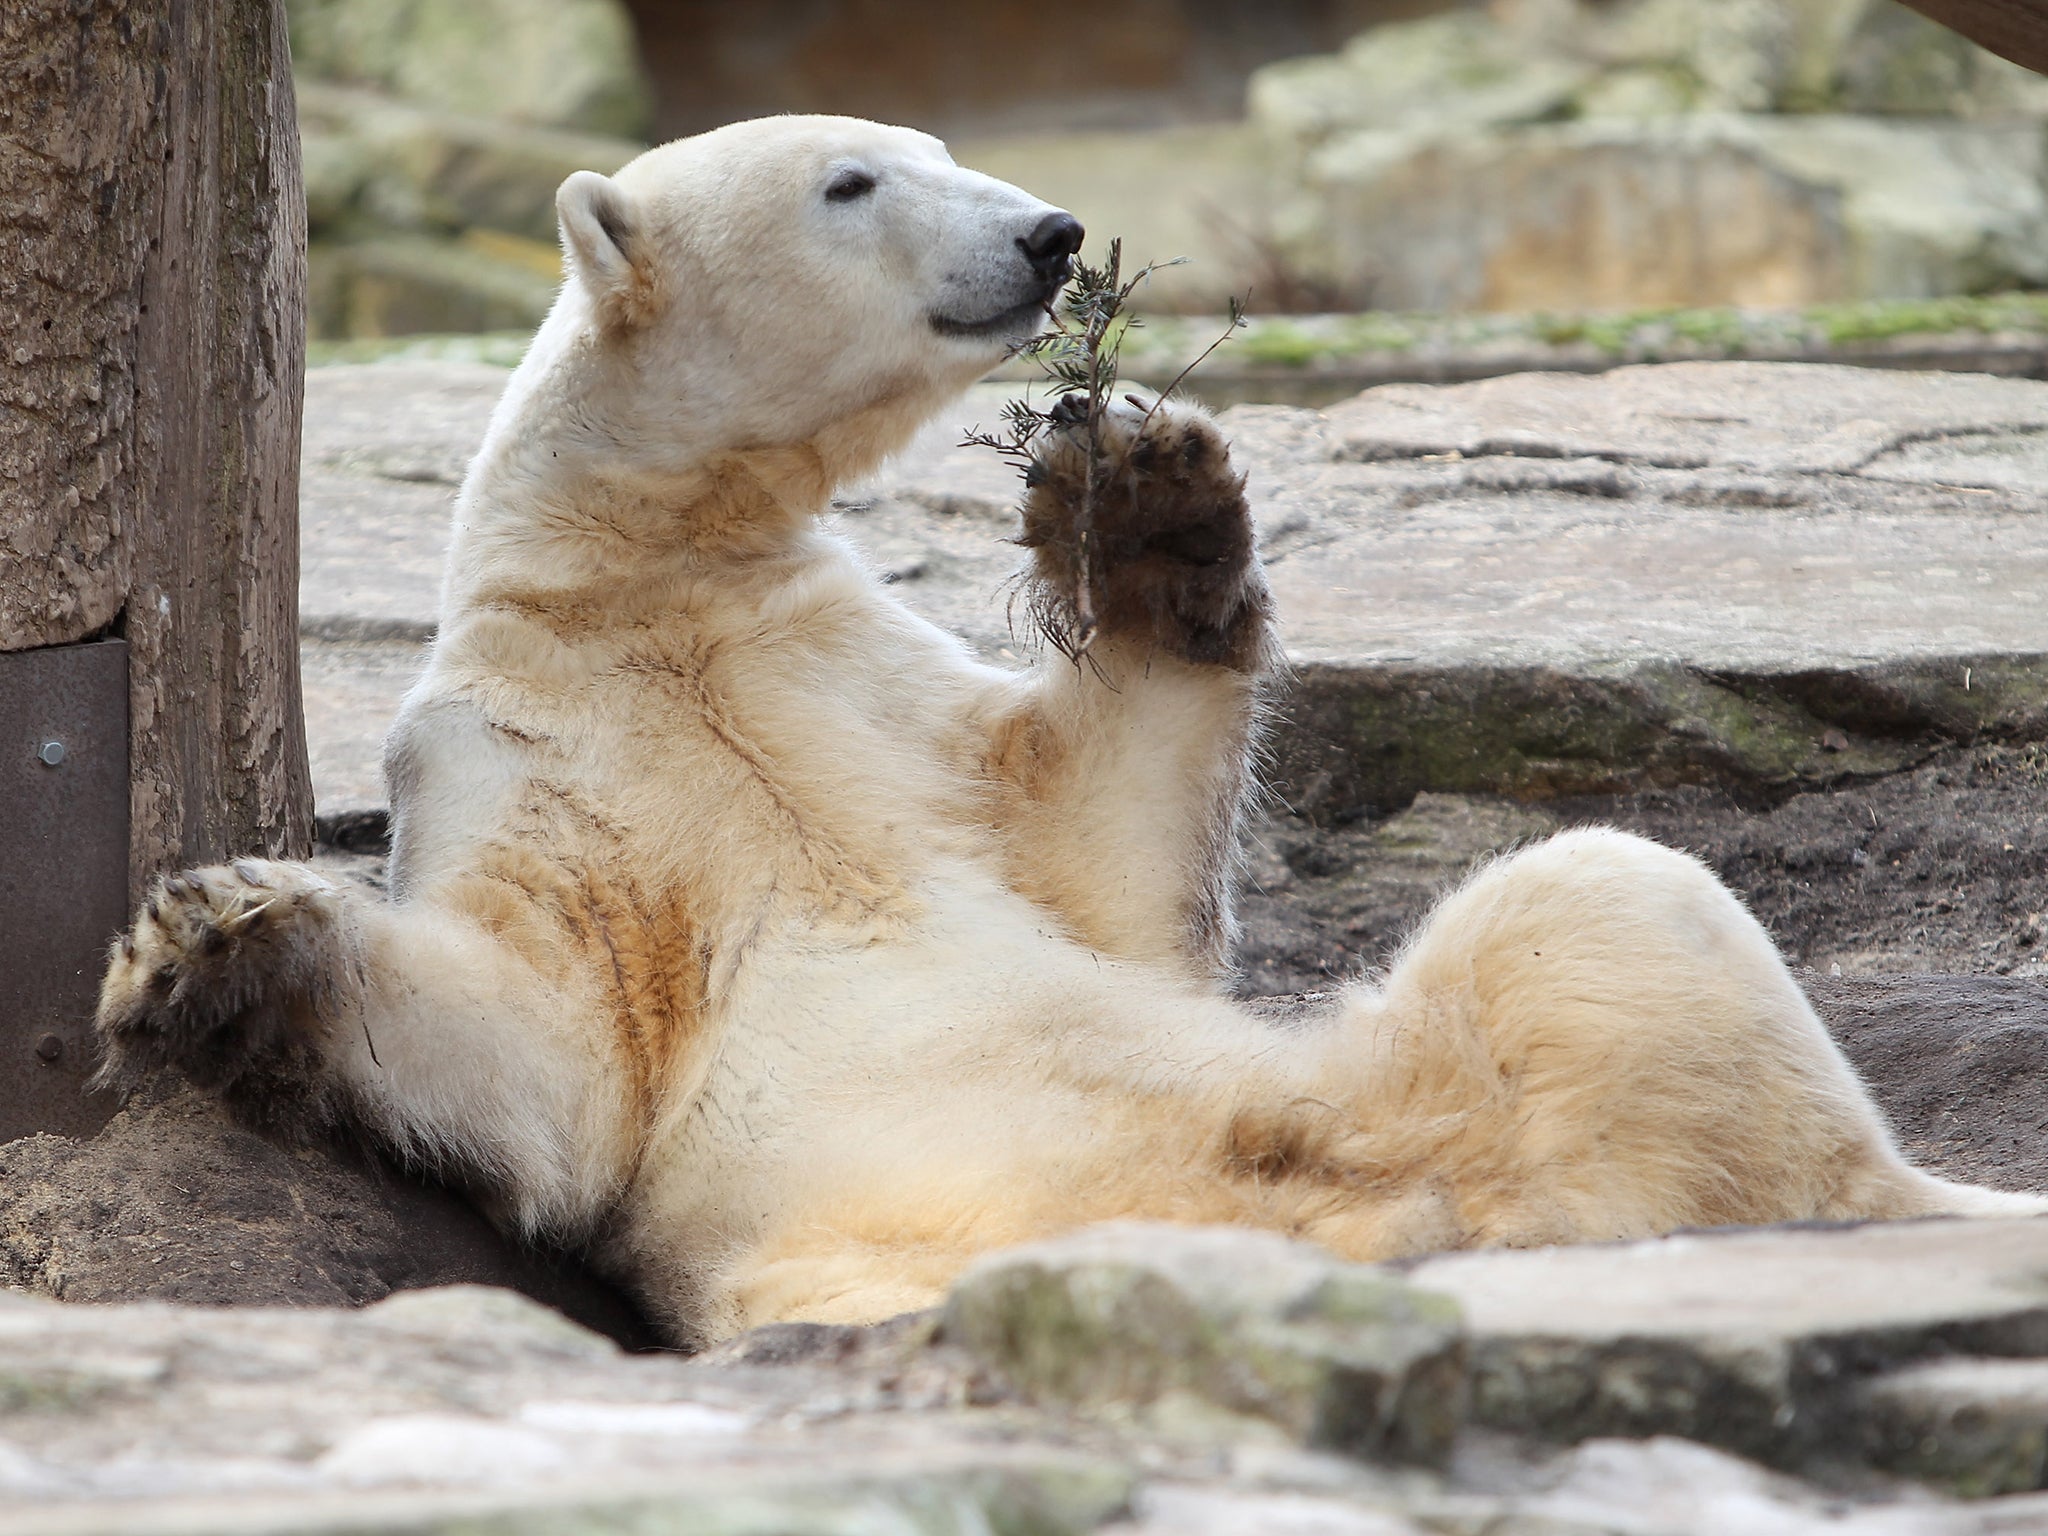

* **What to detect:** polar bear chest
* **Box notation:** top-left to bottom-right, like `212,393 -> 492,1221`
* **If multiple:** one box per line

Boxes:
400,557 -> 1017,960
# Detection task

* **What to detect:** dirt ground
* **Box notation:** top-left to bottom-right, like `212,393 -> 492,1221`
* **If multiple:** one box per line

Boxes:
1237,741 -> 2048,994
1231,739 -> 2048,1203
1809,973 -> 2048,1198
0,1079 -> 658,1345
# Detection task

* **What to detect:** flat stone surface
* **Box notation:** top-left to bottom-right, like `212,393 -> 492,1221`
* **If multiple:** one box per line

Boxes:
1292,364 -> 2048,669
301,638 -> 428,816
298,360 -> 2048,820
1404,1218 -> 2048,1465
1408,1219 -> 2048,1344
298,360 -> 502,643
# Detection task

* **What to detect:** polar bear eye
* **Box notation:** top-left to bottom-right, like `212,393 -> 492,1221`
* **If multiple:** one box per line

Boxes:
825,170 -> 877,203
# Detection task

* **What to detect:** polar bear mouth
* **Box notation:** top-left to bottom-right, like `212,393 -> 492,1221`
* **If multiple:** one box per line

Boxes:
928,293 -> 1055,341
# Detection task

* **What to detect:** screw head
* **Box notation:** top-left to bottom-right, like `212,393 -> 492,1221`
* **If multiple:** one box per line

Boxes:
36,740 -> 65,767
34,1033 -> 62,1063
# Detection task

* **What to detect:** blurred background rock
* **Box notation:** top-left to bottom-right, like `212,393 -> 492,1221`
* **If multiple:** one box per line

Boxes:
294,0 -> 2048,337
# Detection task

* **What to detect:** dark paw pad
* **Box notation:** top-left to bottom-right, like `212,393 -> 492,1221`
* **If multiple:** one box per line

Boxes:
1019,397 -> 1277,671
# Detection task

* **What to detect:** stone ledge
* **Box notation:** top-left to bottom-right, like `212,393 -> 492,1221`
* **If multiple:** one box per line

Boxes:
296,361 -> 2048,822
0,1456 -> 1135,1536
1269,654 -> 2048,817
940,1224 -> 1465,1465
1405,1218 -> 2048,1469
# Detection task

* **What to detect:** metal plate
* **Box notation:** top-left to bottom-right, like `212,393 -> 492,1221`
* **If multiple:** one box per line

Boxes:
0,638 -> 128,1142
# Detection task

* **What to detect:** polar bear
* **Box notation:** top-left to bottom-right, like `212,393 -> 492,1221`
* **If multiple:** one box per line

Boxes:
97,116 -> 2043,1348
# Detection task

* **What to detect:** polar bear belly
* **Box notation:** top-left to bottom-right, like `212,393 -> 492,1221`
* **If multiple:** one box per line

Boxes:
632,863 -> 1261,1224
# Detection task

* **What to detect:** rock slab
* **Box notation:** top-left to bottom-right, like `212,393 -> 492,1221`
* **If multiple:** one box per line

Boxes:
942,1224 -> 1465,1465
0,1282 -> 1132,1536
1861,1357 -> 2048,1497
1406,1217 -> 2048,1467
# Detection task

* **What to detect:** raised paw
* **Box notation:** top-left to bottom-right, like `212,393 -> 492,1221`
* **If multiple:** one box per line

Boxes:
95,859 -> 359,1130
1020,393 -> 1276,671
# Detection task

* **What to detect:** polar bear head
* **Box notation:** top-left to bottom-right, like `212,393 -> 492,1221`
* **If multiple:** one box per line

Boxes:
543,116 -> 1081,483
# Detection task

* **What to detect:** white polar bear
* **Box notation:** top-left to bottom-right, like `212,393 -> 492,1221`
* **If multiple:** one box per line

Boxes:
97,116 -> 2044,1349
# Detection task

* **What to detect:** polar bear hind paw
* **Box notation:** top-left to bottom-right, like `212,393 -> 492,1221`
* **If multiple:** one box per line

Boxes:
94,859 -> 358,1132
1021,394 -> 1277,672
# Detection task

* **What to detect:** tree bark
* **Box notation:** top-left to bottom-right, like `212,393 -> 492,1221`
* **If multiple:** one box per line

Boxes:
1898,0 -> 2048,75
0,0 -> 312,896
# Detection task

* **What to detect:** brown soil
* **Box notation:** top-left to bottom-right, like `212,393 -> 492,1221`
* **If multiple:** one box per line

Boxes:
1810,974 -> 2048,1198
1237,742 -> 2048,994
0,1078 -> 659,1347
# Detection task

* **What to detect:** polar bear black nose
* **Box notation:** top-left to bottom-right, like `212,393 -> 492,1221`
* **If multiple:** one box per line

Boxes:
1020,212 -> 1085,282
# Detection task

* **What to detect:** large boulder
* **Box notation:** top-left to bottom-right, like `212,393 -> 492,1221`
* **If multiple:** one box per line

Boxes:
296,84 -> 639,337
285,0 -> 651,138
941,1225 -> 1466,1463
1230,0 -> 2048,310
1248,0 -> 2048,137
298,84 -> 641,248
1276,113 -> 2048,312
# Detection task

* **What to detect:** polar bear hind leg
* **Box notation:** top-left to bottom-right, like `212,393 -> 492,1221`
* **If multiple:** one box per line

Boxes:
1317,827 -> 2047,1251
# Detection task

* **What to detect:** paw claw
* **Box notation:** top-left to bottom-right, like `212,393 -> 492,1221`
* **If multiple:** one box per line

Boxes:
222,897 -> 277,934
94,859 -> 356,1134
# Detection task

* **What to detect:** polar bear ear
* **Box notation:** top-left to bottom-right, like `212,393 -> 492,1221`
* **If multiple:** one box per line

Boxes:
557,170 -> 658,327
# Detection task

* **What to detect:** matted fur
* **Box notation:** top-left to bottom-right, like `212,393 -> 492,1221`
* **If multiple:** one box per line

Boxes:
97,117 -> 2046,1348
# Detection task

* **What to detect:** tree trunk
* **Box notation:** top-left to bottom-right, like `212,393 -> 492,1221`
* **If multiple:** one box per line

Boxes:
0,0 -> 312,893
1,0 -> 308,1138
1898,0 -> 2048,76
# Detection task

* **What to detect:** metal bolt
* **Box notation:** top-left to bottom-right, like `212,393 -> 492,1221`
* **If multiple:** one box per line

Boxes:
34,1033 -> 62,1064
36,739 -> 65,767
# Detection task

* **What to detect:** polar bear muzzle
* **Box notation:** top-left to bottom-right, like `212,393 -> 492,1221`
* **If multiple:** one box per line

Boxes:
930,209 -> 1083,341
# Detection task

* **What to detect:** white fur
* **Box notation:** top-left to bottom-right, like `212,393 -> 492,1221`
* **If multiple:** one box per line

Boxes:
99,116 -> 2045,1349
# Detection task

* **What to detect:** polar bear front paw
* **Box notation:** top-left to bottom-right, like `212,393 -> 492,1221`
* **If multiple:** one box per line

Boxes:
1020,394 -> 1277,672
95,859 -> 359,1130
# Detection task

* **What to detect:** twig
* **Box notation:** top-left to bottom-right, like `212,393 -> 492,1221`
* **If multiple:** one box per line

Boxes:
961,240 -> 1244,659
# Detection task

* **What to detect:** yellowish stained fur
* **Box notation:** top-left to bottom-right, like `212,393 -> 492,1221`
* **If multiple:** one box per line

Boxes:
97,117 -> 2044,1349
